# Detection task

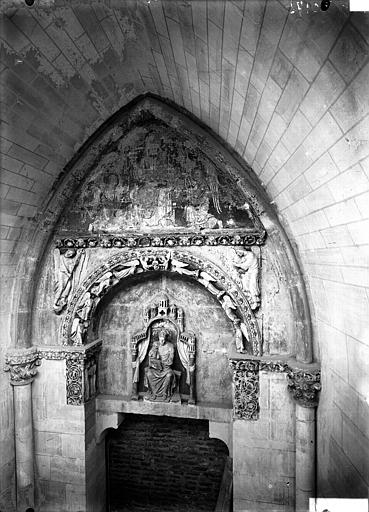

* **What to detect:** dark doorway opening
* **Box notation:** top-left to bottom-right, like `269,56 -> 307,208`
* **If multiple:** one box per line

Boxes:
106,414 -> 229,511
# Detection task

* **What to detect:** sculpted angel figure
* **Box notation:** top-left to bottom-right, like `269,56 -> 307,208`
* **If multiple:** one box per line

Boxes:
220,293 -> 248,353
233,249 -> 260,309
53,249 -> 87,315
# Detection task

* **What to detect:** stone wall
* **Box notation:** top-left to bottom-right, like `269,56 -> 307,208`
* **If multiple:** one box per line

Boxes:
107,414 -> 228,511
32,359 -> 87,512
233,371 -> 296,512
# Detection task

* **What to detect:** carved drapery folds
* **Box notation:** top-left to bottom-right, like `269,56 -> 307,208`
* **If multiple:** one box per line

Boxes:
53,248 -> 88,314
131,296 -> 196,404
60,249 -> 262,356
233,248 -> 260,310
287,367 -> 321,408
4,348 -> 41,385
229,360 -> 260,420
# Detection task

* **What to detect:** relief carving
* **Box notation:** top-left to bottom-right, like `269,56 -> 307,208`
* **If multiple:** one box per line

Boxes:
37,341 -> 102,405
62,250 -> 262,356
287,368 -> 321,408
131,296 -> 196,404
59,124 -> 264,239
4,349 -> 41,385
53,248 -> 88,314
229,360 -> 260,420
144,328 -> 177,402
55,232 -> 266,249
233,249 -> 260,310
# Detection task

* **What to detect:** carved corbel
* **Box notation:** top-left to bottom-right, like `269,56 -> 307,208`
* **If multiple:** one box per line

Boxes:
287,367 -> 321,408
4,348 -> 41,385
229,360 -> 260,420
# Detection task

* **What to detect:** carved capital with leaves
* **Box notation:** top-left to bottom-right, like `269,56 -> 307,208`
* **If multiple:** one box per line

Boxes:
287,367 -> 321,407
4,348 -> 41,385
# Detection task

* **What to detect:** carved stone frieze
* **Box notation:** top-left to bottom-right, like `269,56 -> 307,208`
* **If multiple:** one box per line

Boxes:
259,361 -> 289,373
229,360 -> 260,420
287,368 -> 321,408
55,231 -> 266,249
61,249 -> 262,357
4,348 -> 41,385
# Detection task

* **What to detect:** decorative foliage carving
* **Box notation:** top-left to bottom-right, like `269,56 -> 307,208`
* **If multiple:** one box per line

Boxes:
61,249 -> 262,357
229,360 -> 260,420
287,367 -> 321,407
4,349 -> 41,385
131,295 -> 196,404
259,361 -> 289,373
66,354 -> 84,406
55,231 -> 266,249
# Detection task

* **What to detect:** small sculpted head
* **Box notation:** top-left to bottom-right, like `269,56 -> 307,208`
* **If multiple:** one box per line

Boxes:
158,329 -> 169,345
64,249 -> 76,258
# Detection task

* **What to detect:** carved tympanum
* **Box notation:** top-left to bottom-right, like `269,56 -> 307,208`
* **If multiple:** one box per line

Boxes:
131,296 -> 196,404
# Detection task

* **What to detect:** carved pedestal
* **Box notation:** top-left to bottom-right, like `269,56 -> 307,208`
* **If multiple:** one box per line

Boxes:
5,347 -> 41,511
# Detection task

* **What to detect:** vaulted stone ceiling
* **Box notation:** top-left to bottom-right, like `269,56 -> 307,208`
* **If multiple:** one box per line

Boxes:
1,1 -> 369,354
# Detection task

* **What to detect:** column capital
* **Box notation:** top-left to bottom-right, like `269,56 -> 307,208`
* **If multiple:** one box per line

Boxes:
287,365 -> 321,408
4,347 -> 41,385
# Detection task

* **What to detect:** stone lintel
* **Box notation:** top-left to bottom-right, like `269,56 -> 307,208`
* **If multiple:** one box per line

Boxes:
96,395 -> 233,423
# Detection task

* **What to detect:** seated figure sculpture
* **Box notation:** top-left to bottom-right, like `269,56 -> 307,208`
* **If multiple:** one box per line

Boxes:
144,328 -> 176,402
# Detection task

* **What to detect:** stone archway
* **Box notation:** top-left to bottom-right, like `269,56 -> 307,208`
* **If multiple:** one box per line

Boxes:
4,94 -> 319,512
60,248 -> 262,356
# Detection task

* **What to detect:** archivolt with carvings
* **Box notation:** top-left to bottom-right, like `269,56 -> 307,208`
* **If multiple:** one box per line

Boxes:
60,249 -> 262,356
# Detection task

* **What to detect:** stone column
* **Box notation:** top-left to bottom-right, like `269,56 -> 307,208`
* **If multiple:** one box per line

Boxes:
5,347 -> 40,512
287,366 -> 321,512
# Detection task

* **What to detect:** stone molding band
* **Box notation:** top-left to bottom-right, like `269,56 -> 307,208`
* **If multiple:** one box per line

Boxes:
229,358 -> 321,420
55,231 -> 266,249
